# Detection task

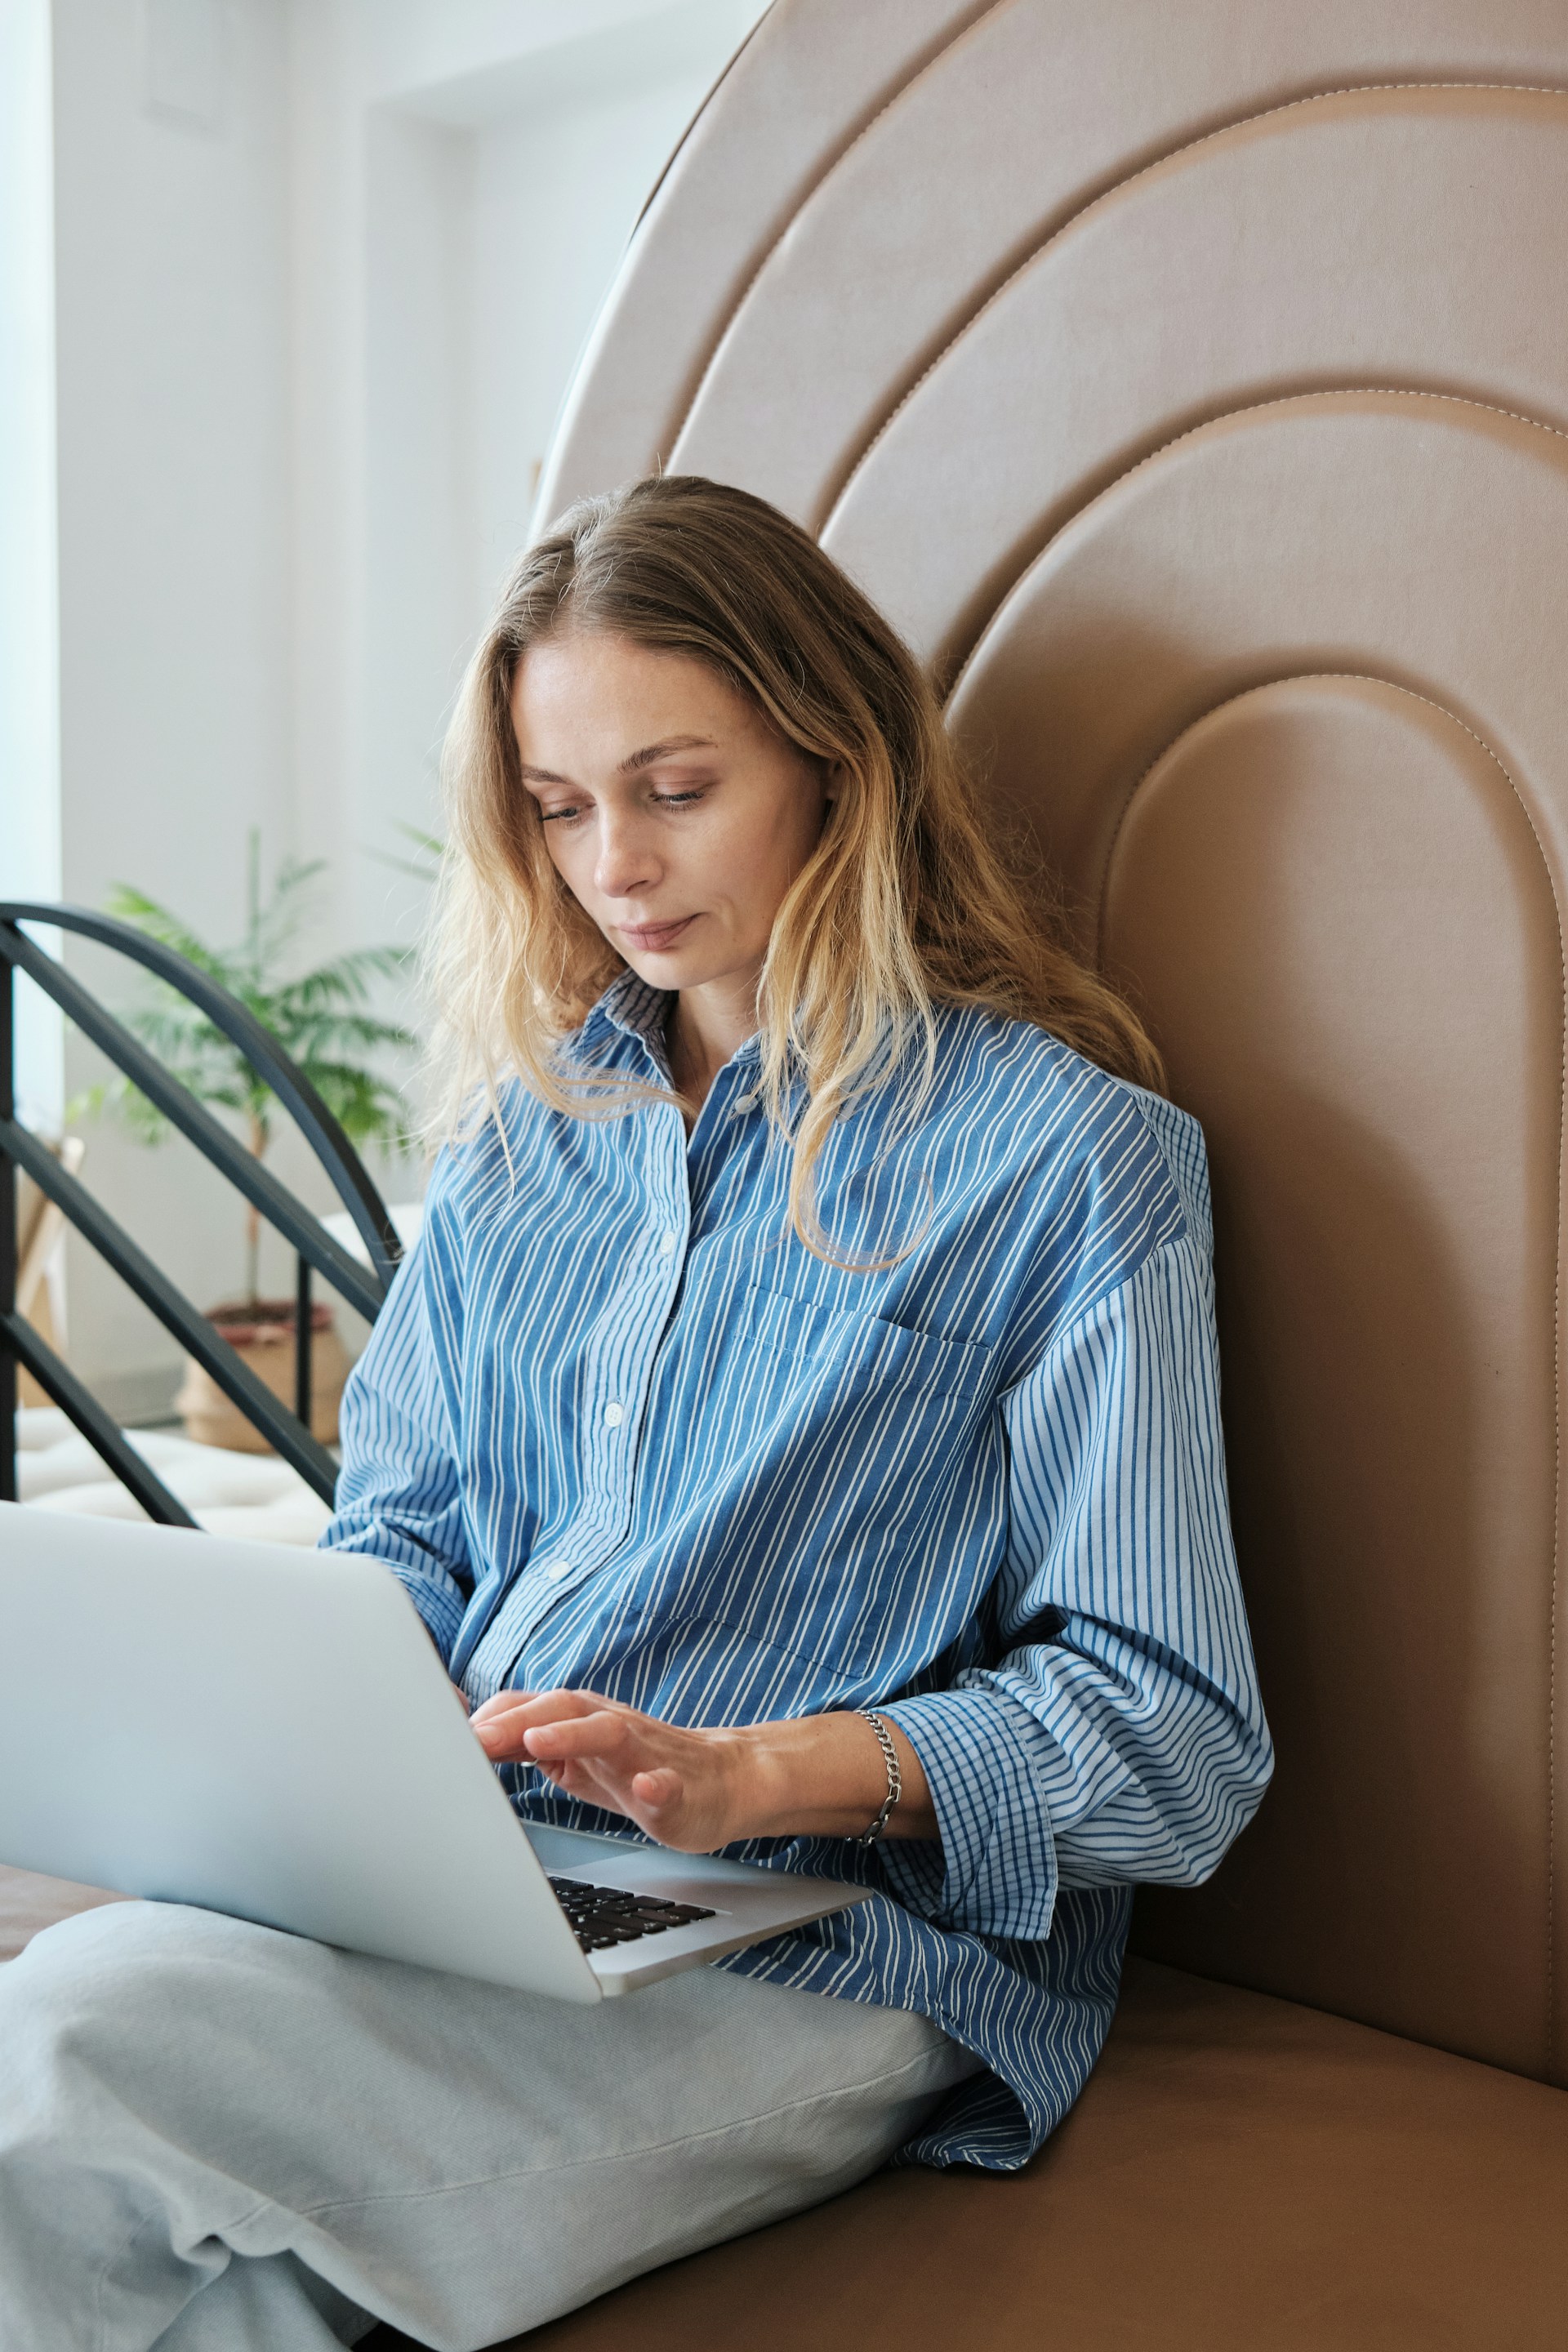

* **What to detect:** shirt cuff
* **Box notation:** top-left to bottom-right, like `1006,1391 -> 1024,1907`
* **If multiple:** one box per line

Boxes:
876,1687 -> 1060,1942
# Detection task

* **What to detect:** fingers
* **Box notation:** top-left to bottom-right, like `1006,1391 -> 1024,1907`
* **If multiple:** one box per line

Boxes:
470,1688 -> 596,1731
531,1756 -> 616,1806
470,1688 -> 621,1764
516,1710 -> 639,1765
528,1757 -> 684,1832
465,1689 -> 715,1850
630,1766 -> 682,1811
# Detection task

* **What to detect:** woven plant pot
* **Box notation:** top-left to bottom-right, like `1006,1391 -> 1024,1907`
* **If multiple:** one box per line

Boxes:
174,1298 -> 349,1452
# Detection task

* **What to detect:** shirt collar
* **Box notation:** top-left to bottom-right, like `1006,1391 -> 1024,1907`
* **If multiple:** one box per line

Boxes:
572,969 -> 764,1082
577,968 -> 671,1060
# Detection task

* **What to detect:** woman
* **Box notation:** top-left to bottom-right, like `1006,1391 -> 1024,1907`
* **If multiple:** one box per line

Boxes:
0,478 -> 1270,2350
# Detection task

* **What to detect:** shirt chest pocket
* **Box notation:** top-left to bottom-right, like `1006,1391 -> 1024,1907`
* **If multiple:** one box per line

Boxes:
739,1279 -> 993,1409
662,1282 -> 998,1686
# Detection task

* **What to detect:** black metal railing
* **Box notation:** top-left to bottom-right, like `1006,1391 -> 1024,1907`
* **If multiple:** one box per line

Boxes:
1,902 -> 404,1525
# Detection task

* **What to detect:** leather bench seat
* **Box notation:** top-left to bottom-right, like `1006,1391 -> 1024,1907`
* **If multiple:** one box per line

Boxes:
504,1958 -> 1568,2352
4,1867 -> 1561,2350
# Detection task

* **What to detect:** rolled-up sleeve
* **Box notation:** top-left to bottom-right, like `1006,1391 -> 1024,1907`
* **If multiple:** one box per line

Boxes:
879,1234 -> 1272,1944
319,1161 -> 474,1663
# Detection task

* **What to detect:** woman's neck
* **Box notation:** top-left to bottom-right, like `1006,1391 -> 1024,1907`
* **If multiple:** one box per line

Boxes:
666,976 -> 759,1118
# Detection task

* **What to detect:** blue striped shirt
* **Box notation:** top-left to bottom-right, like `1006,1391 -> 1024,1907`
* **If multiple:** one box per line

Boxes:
322,972 -> 1272,2170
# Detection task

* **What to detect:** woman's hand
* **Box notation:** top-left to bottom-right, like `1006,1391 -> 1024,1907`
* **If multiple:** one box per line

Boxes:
470,1690 -> 755,1851
469,1689 -> 936,1854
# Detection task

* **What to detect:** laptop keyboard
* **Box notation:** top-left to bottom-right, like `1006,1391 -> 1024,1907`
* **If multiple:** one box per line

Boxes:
549,1875 -> 718,1953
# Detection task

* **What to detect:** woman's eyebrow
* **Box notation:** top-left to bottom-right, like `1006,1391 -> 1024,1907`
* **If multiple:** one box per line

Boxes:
618,734 -> 717,773
518,736 -> 718,791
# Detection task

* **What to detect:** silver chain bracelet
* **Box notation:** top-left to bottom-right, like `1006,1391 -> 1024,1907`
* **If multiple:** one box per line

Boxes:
852,1708 -> 902,1846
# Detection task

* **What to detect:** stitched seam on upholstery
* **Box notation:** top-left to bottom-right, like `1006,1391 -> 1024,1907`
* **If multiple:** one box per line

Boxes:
822,80 -> 1568,537
292,2036 -> 955,2223
664,0 -> 1009,461
944,386 -> 1568,710
1095,674 -> 1566,2070
1095,672 -> 1561,952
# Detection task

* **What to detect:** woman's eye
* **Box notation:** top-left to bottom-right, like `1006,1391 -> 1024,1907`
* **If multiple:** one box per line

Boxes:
653,790 -> 705,808
539,805 -> 586,825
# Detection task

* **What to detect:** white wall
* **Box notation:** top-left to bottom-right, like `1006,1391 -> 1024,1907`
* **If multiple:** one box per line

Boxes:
311,0 -> 768,953
470,69 -> 726,588
0,0 -> 63,1130
24,0 -> 767,1417
357,104 -> 478,938
50,0 -> 296,1411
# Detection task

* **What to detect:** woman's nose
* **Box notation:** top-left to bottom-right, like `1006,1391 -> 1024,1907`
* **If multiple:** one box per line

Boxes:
592,811 -> 659,902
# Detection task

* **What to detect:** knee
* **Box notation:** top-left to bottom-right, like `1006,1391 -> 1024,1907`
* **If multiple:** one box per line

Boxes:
0,1900 -> 253,2123
0,1903 -> 267,2276
1,1901 -> 152,2070
7,1892 -> 229,2002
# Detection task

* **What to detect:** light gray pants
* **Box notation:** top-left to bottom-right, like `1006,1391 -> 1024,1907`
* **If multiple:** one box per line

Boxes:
0,1897 -> 974,2352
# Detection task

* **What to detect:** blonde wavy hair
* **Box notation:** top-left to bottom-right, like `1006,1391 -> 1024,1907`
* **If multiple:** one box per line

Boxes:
427,474 -> 1162,1254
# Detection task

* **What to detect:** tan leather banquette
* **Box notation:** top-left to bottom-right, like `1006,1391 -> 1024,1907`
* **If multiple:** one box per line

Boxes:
8,3 -> 1568,2341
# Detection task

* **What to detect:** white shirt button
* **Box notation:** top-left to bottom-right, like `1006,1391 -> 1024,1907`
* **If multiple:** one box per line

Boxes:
733,1092 -> 758,1115
541,1557 -> 572,1583
603,1401 -> 625,1428
657,1231 -> 678,1259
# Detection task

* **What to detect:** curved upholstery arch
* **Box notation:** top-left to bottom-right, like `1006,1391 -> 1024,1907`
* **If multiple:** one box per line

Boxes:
547,0 -> 1568,529
947,390 -> 1568,930
1099,672 -> 1563,2065
942,384 -> 1568,2069
537,1 -> 1568,2092
535,0 -> 994,525
824,85 -> 1568,680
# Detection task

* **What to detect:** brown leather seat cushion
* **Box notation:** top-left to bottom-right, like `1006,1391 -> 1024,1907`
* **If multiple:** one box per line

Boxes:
7,1869 -> 1562,2349
481,1958 -> 1568,2352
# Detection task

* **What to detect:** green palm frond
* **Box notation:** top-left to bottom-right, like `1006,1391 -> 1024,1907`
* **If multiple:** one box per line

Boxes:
85,829 -> 418,1168
247,855 -> 329,974
104,887 -> 234,983
278,1014 -> 420,1059
301,1061 -> 415,1149
337,942 -> 415,982
367,822 -> 446,886
268,949 -> 412,1021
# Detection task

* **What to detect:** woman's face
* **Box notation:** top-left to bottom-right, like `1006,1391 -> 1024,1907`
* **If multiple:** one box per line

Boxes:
510,629 -> 831,1006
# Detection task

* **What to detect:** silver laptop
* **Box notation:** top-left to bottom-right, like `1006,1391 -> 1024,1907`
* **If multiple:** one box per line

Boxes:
0,1503 -> 866,2001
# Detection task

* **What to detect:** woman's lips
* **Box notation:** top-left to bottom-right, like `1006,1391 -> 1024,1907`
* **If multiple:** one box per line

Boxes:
617,915 -> 696,952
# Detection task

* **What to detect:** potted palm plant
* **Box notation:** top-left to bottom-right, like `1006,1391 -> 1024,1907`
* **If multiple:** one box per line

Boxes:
83,833 -> 417,1450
